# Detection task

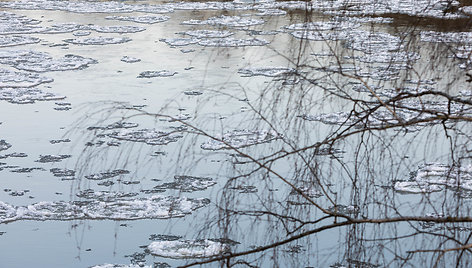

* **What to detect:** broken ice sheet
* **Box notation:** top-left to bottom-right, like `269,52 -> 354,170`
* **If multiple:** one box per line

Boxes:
0,50 -> 98,72
238,67 -> 297,77
0,87 -> 65,104
85,169 -> 130,180
0,69 -> 53,88
198,37 -> 269,47
181,30 -> 234,38
50,168 -> 75,179
64,36 -> 131,45
89,25 -> 146,33
35,154 -> 71,163
0,35 -> 40,48
0,140 -> 12,152
137,71 -> 177,78
121,56 -> 141,63
200,129 -> 280,150
182,15 -> 264,27
148,239 -> 228,259
106,15 -> 169,24
90,265 -> 151,268
394,163 -> 472,194
0,195 -> 210,223
76,189 -> 138,201
108,128 -> 184,145
87,121 -> 138,131
284,20 -> 360,31
153,175 -> 216,192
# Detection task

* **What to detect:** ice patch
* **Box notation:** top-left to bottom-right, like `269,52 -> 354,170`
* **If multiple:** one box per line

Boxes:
85,169 -> 130,180
153,175 -> 216,192
284,20 -> 360,31
87,121 -> 138,131
0,35 -> 40,47
108,128 -> 184,145
0,69 -> 53,88
137,71 -> 177,78
182,15 -> 264,27
0,87 -> 63,104
182,30 -> 233,38
0,140 -> 11,152
0,195 -> 209,223
0,50 -> 97,72
106,15 -> 169,24
121,56 -> 141,63
73,31 -> 91,36
50,168 -> 75,180
90,265 -> 151,268
238,67 -> 297,77
394,163 -> 472,194
255,8 -> 286,16
36,154 -> 71,163
76,189 -> 138,201
198,37 -> 269,47
88,25 -> 145,33
201,129 -> 280,150
64,36 -> 131,45
421,31 -> 472,43
148,239 -> 228,259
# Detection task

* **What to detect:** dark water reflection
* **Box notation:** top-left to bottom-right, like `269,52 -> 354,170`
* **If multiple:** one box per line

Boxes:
0,0 -> 472,267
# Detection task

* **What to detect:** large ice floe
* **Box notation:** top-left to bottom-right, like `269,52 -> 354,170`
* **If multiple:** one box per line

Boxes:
148,239 -> 228,259
238,67 -> 297,77
394,163 -> 472,194
200,129 -> 280,150
108,128 -> 185,145
0,69 -> 53,88
0,50 -> 97,72
0,195 -> 209,223
182,15 -> 264,27
137,70 -> 177,78
64,36 -> 132,45
0,87 -> 65,104
105,15 -> 169,24
0,35 -> 40,47
152,176 -> 217,192
197,37 -> 269,47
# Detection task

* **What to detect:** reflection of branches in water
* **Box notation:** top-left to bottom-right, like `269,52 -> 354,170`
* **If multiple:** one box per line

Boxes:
70,3 -> 472,268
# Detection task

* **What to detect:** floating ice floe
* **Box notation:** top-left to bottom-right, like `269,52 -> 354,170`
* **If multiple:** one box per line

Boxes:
0,11 -> 43,35
0,35 -> 40,47
0,50 -> 98,72
284,20 -> 360,31
36,154 -> 71,163
0,69 -> 53,88
85,169 -> 130,180
137,71 -> 177,78
182,15 -> 264,27
76,189 -> 139,201
0,152 -> 27,159
73,30 -> 91,36
108,128 -> 184,145
148,239 -> 228,259
0,0 -> 173,14
106,15 -> 169,24
238,67 -> 297,77
181,30 -> 233,38
64,36 -> 132,45
153,175 -> 216,192
89,25 -> 146,33
87,121 -> 138,131
0,87 -> 64,104
198,37 -> 269,47
0,140 -> 11,151
49,138 -> 71,144
346,30 -> 402,53
42,22 -> 84,34
159,37 -> 199,46
90,264 -> 151,268
394,163 -> 472,194
290,30 -> 350,41
50,168 -> 75,180
0,195 -> 209,223
121,56 -> 141,63
201,129 -> 280,150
